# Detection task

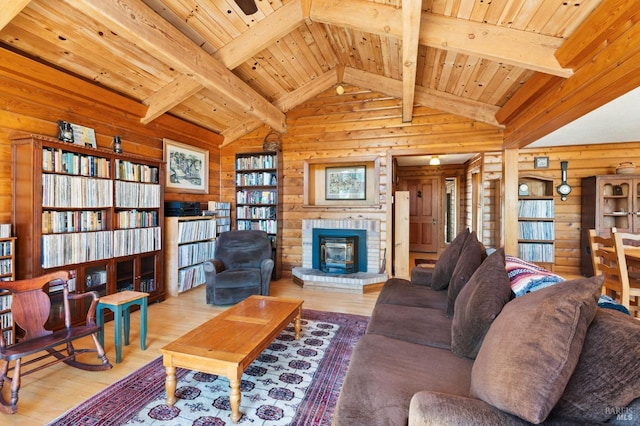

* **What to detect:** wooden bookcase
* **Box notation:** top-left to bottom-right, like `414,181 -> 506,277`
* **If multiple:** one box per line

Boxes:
580,174 -> 640,275
517,176 -> 555,270
211,201 -> 231,234
235,151 -> 282,280
164,216 -> 216,296
11,133 -> 165,330
0,237 -> 16,345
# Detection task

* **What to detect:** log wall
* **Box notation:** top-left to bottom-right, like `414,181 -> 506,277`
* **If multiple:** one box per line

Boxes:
0,47 -> 223,226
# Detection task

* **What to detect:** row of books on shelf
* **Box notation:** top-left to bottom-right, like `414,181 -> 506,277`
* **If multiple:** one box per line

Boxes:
236,190 -> 277,204
236,206 -> 276,220
115,210 -> 158,229
518,243 -> 554,263
518,199 -> 554,218
42,231 -> 112,268
0,294 -> 10,310
237,219 -> 277,234
43,175 -> 113,208
113,227 -> 162,257
49,273 -> 77,293
43,147 -> 111,178
0,240 -> 12,256
518,222 -> 554,240
0,259 -> 12,275
42,210 -> 106,234
236,154 -> 277,171
177,264 -> 206,293
236,172 -> 277,187
2,329 -> 13,346
115,159 -> 159,183
215,217 -> 231,233
115,181 -> 161,208
139,278 -> 157,293
42,227 -> 162,268
178,240 -> 216,268
178,219 -> 216,244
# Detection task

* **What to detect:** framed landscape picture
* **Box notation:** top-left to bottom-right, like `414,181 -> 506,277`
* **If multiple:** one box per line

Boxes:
163,138 -> 209,193
325,165 -> 366,200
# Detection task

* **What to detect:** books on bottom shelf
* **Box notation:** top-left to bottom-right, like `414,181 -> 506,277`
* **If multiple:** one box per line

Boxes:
113,227 -> 162,257
42,231 -> 112,268
178,240 -> 216,268
177,264 -> 205,293
518,243 -> 554,263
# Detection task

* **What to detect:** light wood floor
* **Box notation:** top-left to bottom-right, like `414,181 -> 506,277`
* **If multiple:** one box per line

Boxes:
5,279 -> 380,425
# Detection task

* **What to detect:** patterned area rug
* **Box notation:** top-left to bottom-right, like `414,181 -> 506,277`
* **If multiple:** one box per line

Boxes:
49,309 -> 368,426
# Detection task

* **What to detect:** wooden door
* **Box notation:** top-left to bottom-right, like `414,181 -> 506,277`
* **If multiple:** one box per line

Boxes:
404,178 -> 439,252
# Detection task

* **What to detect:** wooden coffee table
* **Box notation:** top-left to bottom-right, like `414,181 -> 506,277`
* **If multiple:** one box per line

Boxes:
160,295 -> 304,423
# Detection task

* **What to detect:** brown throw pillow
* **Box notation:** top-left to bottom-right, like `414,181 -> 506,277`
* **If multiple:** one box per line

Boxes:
470,275 -> 604,424
446,231 -> 484,316
551,308 -> 640,422
431,228 -> 470,291
451,248 -> 513,359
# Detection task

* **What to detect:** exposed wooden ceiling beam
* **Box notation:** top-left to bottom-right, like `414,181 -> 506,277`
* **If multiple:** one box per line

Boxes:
402,0 -> 421,123
141,0 -> 305,125
222,69 -> 340,146
0,0 -> 30,31
67,0 -> 286,133
500,2 -> 640,148
310,0 -> 572,77
343,67 -> 502,127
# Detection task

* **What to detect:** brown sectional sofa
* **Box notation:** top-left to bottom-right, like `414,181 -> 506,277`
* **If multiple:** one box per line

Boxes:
333,229 -> 640,425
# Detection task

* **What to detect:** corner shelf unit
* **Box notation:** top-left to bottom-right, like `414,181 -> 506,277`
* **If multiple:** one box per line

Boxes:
165,216 -> 216,296
211,201 -> 231,234
0,237 -> 16,345
517,176 -> 555,270
235,151 -> 282,280
12,133 -> 165,331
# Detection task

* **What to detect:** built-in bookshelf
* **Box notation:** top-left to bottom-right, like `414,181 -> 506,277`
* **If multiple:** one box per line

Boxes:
165,216 -> 216,296
0,236 -> 15,345
210,201 -> 231,234
12,133 -> 165,330
235,151 -> 282,280
518,176 -> 555,269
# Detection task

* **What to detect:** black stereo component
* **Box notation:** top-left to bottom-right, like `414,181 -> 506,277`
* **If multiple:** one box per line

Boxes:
164,201 -> 202,217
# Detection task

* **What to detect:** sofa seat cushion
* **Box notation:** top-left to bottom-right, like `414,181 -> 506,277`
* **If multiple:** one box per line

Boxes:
333,334 -> 473,426
376,278 -> 447,310
367,304 -> 452,349
551,308 -> 640,422
410,265 -> 433,286
470,275 -> 604,424
451,248 -> 513,359
431,227 -> 470,290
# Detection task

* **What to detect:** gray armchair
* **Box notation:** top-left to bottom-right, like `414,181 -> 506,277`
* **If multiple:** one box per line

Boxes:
204,230 -> 274,305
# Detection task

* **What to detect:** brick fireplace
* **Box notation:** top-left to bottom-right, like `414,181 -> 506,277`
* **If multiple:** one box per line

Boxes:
292,219 -> 387,293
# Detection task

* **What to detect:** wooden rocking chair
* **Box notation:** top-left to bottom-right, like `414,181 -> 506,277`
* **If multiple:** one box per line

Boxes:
0,271 -> 112,414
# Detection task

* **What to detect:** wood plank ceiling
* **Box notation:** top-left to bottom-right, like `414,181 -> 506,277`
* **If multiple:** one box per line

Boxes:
0,0 -> 606,146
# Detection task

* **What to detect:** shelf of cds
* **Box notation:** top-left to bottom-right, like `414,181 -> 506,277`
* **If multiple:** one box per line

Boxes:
12,133 -> 165,330
210,201 -> 231,234
165,216 -> 217,296
235,150 -> 282,280
517,176 -> 555,270
0,236 -> 15,345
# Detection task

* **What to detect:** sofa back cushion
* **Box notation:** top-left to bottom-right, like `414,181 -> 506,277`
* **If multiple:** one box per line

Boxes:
551,308 -> 640,422
470,275 -> 604,424
446,231 -> 485,316
431,228 -> 470,291
451,248 -> 513,359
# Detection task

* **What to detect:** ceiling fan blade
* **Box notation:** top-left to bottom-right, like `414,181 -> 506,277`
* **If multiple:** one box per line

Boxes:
234,0 -> 258,15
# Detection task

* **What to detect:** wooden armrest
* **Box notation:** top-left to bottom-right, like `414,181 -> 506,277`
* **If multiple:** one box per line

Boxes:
68,290 -> 100,326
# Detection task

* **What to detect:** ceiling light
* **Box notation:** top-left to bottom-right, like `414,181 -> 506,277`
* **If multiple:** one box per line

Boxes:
429,156 -> 440,166
336,85 -> 345,95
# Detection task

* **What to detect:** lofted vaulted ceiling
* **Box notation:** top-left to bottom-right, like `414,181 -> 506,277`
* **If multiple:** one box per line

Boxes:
0,0 -> 631,146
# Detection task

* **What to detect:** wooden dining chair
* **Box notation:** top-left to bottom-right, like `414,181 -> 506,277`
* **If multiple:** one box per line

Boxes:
611,230 -> 640,318
588,229 -> 630,309
0,271 -> 112,414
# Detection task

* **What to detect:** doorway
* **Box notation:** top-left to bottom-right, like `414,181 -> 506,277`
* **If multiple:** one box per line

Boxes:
401,177 -> 439,253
